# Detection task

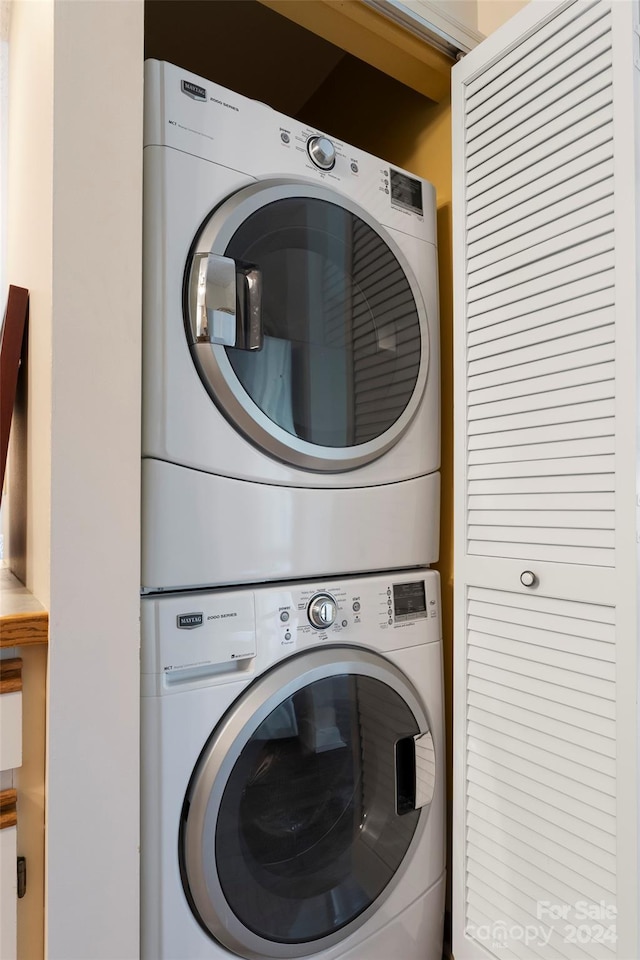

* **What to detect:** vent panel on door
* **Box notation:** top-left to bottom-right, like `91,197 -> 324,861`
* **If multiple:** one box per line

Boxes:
466,137 -> 613,230
467,97 -> 613,207
462,5 -> 615,567
467,164 -> 614,252
468,194 -> 614,274
466,59 -> 612,178
465,588 -> 617,958
465,2 -> 610,127
468,216 -> 614,294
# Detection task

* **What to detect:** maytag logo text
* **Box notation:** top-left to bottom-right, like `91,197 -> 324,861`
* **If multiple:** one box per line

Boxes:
181,80 -> 206,101
177,613 -> 204,629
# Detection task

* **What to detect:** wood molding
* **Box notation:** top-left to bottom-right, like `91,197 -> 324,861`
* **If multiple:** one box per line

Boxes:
0,789 -> 17,830
259,0 -> 452,102
0,286 -> 29,502
0,657 -> 22,693
0,611 -> 48,648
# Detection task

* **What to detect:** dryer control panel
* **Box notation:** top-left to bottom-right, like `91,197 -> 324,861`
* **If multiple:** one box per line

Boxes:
141,570 -> 441,695
144,59 -> 437,245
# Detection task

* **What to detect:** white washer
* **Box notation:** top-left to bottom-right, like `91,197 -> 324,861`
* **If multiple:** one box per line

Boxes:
142,60 -> 440,593
141,569 -> 445,960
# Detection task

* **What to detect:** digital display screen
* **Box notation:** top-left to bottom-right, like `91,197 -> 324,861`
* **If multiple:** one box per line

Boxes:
390,169 -> 423,215
393,581 -> 427,622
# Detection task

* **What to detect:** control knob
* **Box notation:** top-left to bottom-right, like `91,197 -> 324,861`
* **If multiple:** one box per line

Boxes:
308,593 -> 337,629
307,136 -> 336,170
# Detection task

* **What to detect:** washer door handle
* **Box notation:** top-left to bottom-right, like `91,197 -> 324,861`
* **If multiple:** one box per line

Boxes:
189,253 -> 262,350
395,730 -> 435,814
413,731 -> 436,809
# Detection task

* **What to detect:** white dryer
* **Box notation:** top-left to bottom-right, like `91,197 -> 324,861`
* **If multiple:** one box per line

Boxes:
141,569 -> 445,960
142,60 -> 440,592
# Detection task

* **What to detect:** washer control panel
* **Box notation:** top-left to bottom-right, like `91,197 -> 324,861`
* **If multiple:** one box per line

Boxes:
258,570 -> 440,661
142,570 -> 441,694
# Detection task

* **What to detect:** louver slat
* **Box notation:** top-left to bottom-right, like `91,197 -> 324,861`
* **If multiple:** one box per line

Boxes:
466,856 -> 615,960
468,523 -> 613,549
467,399 -> 615,435
467,694 -> 616,759
467,168 -> 614,256
467,147 -> 614,237
465,589 -> 617,956
467,271 -> 615,334
467,677 -> 615,740
467,97 -> 613,202
466,789 -> 616,869
467,60 -> 612,177
467,838 -> 615,931
465,0 -> 604,111
467,436 -> 614,464
468,346 -> 615,394
468,194 -> 614,274
468,324 -> 614,376
468,216 -> 614,290
467,586 -> 615,621
469,509 -> 613,530
468,542 -> 613,566
468,708 -> 616,776
467,250 -> 614,319
467,32 -> 613,176
468,474 -> 614,495
467,126 -> 613,220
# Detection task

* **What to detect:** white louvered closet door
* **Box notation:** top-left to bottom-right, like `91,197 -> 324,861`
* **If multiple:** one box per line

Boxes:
452,2 -> 639,959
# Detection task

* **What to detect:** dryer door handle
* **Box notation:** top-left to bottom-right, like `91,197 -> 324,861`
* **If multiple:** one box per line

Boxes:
395,731 -> 436,815
189,253 -> 263,351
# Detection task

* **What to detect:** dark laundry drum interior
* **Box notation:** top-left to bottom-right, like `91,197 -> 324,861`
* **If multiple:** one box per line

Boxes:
225,197 -> 422,448
213,674 -> 421,944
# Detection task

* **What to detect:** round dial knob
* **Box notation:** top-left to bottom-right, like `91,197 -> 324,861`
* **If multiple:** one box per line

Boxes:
307,136 -> 336,170
520,570 -> 538,588
308,593 -> 337,629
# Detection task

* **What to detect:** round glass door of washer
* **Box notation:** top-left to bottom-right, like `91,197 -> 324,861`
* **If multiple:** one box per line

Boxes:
180,647 -> 436,958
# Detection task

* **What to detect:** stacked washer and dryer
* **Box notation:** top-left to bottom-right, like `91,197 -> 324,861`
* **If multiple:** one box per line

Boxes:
141,60 -> 445,960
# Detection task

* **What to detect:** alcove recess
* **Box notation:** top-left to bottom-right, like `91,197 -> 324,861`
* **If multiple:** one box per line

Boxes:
144,0 -> 455,901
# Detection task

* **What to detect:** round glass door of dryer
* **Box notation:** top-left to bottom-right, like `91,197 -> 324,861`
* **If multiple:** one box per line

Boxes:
184,180 -> 429,472
180,647 -> 435,958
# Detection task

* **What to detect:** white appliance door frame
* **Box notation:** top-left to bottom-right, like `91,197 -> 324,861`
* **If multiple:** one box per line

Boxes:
184,179 -> 430,472
180,646 -> 436,959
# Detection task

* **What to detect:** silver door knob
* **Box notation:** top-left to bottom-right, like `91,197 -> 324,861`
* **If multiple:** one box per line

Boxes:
520,570 -> 537,587
308,593 -> 337,629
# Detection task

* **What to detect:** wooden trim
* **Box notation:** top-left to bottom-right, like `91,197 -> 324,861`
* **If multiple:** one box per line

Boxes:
0,286 -> 29,503
0,611 -> 48,648
0,658 -> 22,694
0,789 -> 17,830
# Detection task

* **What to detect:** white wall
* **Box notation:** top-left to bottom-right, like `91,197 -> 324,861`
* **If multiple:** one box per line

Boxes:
8,1 -> 144,957
7,0 -> 54,605
477,0 -> 530,35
